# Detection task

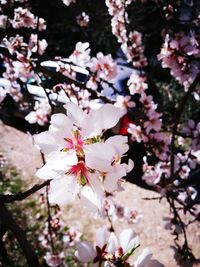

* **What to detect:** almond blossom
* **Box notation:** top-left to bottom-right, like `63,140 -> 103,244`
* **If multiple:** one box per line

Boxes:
121,31 -> 147,67
127,72 -> 148,95
28,34 -> 48,55
69,42 -> 91,67
114,95 -> 135,116
75,227 -> 139,266
44,252 -> 65,267
158,33 -> 200,89
25,100 -> 51,126
35,103 -> 133,211
12,7 -> 46,31
103,197 -> 143,224
75,227 -> 162,267
144,109 -> 162,134
89,52 -> 117,81
105,0 -> 147,67
63,227 -> 82,247
128,124 -> 145,143
76,12 -> 89,27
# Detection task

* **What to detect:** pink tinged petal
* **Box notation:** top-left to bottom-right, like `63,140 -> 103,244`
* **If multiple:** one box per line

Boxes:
104,175 -> 119,193
107,232 -> 118,254
80,186 -> 102,213
134,248 -> 153,267
75,241 -> 96,263
49,176 -> 80,205
83,104 -> 121,137
88,173 -> 104,199
104,165 -> 127,193
119,229 -> 135,253
106,135 -> 129,155
25,112 -> 37,124
36,151 -> 78,180
122,159 -> 134,173
98,104 -> 121,129
47,151 -> 78,171
96,227 -> 108,249
50,113 -> 73,132
36,164 -> 62,180
49,115 -> 73,142
126,236 -> 139,252
64,102 -> 86,127
84,143 -> 116,172
97,103 -> 121,130
34,131 -> 59,154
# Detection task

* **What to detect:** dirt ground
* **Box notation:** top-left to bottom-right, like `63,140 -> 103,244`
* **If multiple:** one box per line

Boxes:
0,121 -> 200,267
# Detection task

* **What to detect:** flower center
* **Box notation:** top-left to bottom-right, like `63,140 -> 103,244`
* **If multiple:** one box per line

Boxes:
64,130 -> 84,153
67,161 -> 88,186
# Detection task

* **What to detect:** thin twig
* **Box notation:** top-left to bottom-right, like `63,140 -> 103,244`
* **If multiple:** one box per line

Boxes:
45,186 -> 55,254
170,73 -> 200,180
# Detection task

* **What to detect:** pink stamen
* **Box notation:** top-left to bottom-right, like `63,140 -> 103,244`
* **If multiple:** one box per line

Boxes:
68,161 -> 89,185
64,131 -> 84,152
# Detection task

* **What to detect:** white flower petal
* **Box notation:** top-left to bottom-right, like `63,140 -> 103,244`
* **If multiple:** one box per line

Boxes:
34,131 -> 62,155
106,135 -> 129,155
25,112 -> 37,124
134,248 -> 153,267
64,102 -> 86,127
107,232 -> 118,254
104,165 -> 126,192
96,227 -> 108,249
88,173 -> 104,199
126,236 -> 139,252
46,151 -> 78,171
75,241 -> 96,263
49,176 -> 80,205
121,159 -> 134,173
83,104 -> 121,137
50,113 -> 73,132
80,186 -> 102,213
84,143 -> 115,172
119,228 -> 135,253
36,164 -> 62,180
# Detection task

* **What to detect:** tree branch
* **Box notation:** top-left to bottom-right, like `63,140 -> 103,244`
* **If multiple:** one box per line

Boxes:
0,203 -> 40,267
0,180 -> 51,203
170,73 -> 200,180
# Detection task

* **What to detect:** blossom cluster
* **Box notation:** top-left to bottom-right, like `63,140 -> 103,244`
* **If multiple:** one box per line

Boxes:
75,227 -> 160,267
2,34 -> 47,57
0,0 -> 199,263
158,32 -> 200,89
103,197 -> 143,224
38,194 -> 82,267
68,42 -> 118,90
35,102 -> 133,213
0,80 -> 22,102
105,0 -> 147,67
25,100 -> 52,126
127,79 -> 168,161
141,117 -> 200,193
0,7 -> 46,30
0,2 -> 48,104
